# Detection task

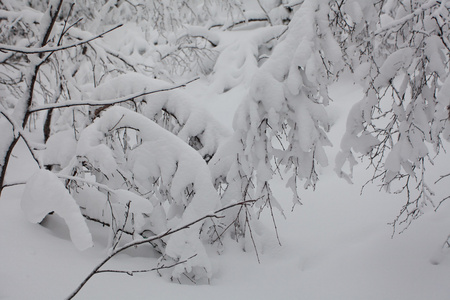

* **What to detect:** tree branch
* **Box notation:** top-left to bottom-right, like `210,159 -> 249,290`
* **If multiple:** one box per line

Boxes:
374,0 -> 439,36
40,0 -> 64,47
96,254 -> 197,276
0,24 -> 123,54
28,77 -> 199,113
67,199 -> 256,299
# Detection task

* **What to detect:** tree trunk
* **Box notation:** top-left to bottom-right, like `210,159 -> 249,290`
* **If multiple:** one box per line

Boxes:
0,0 -> 63,196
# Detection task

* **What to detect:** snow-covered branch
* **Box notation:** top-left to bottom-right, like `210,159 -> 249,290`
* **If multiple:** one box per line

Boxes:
374,0 -> 441,35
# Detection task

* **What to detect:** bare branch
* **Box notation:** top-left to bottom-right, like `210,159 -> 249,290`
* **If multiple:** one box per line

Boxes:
67,199 -> 256,299
96,254 -> 197,276
41,0 -> 64,47
0,24 -> 123,54
209,16 -> 269,30
28,77 -> 199,113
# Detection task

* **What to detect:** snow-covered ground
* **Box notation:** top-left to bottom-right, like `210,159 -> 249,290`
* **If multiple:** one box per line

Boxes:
1,79 -> 450,300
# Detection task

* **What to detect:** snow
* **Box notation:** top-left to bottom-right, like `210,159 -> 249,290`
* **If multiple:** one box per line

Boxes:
21,169 -> 93,251
344,0 -> 364,23
42,130 -> 77,168
374,48 -> 414,89
424,35 -> 446,77
74,106 -> 220,278
2,75 -> 450,299
2,1 -> 450,299
0,6 -> 42,25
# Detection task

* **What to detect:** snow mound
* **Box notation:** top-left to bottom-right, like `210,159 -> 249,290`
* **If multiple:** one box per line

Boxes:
21,170 -> 93,251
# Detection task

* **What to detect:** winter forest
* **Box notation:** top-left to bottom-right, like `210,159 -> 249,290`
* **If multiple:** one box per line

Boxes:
1,0 -> 450,298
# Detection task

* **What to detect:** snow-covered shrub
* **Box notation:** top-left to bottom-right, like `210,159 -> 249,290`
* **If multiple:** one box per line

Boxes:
58,106 -> 221,279
334,0 -> 450,230
89,73 -> 231,162
210,0 -> 343,247
0,0 -> 277,283
2,0 -> 450,292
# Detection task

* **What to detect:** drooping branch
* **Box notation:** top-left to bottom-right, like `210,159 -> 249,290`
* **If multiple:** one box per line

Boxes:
66,200 -> 256,300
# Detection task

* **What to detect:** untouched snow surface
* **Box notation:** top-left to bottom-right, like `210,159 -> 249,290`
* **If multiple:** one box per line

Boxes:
1,80 -> 450,299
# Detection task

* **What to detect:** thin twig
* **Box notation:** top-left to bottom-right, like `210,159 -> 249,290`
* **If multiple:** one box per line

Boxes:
267,198 -> 282,246
244,206 -> 261,264
96,254 -> 198,276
